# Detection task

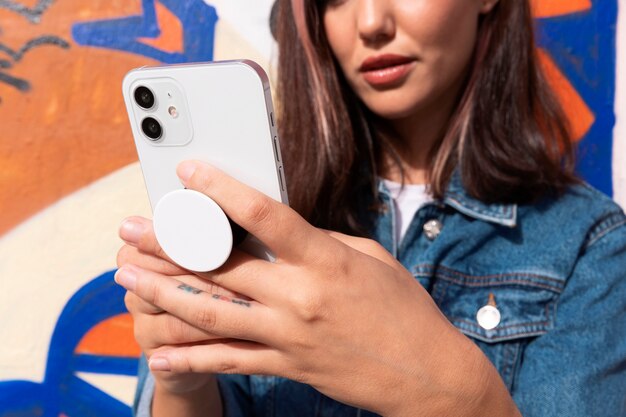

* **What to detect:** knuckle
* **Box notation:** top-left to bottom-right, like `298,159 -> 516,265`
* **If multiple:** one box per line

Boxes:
171,348 -> 194,373
292,289 -> 325,323
242,197 -> 273,230
365,238 -> 385,254
194,306 -> 217,331
215,359 -> 239,374
317,243 -> 351,277
182,356 -> 194,373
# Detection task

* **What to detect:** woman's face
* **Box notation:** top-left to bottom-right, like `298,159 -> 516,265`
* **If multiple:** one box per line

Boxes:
323,0 -> 498,120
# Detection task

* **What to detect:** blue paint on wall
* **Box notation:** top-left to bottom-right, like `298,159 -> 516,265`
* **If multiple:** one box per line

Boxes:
71,0 -> 218,64
0,271 -> 137,417
535,1 -> 618,196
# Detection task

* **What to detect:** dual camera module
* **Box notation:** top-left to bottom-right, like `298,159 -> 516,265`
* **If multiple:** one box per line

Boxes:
134,86 -> 162,141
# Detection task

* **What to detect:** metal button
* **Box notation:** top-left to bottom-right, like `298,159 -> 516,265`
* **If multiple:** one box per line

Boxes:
423,219 -> 442,240
477,293 -> 501,330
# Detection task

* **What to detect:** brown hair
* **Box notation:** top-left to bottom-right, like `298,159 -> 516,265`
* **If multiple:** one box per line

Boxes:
274,0 -> 577,236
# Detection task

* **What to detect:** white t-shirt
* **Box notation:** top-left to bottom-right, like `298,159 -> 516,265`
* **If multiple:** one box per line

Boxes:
382,179 -> 433,243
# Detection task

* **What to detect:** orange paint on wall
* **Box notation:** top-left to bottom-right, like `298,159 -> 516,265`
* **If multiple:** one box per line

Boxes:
138,1 -> 184,54
530,0 -> 592,18
0,1 -> 162,236
76,313 -> 141,357
538,49 -> 595,142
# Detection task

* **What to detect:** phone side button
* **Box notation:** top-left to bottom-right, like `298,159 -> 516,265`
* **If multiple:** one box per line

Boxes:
278,166 -> 285,192
270,112 -> 275,127
273,136 -> 281,162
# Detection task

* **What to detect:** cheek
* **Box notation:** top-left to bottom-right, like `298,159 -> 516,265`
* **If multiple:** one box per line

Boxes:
324,12 -> 354,70
403,2 -> 479,79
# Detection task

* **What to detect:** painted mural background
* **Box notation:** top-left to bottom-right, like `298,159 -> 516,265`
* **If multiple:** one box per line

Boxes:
0,1 -> 622,415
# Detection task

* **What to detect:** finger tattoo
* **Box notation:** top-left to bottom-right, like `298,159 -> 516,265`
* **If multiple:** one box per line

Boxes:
212,293 -> 251,308
177,283 -> 203,295
177,283 -> 251,307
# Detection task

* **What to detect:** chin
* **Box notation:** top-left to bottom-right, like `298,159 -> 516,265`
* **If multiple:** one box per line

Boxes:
363,97 -> 426,120
359,82 -> 444,121
357,77 -> 432,114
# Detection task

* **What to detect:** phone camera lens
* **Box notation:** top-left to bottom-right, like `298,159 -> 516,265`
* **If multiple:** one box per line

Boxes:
142,117 -> 163,141
134,86 -> 155,109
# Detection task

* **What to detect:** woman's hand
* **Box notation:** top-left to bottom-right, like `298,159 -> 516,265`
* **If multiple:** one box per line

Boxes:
117,218 -> 246,395
115,160 -> 519,417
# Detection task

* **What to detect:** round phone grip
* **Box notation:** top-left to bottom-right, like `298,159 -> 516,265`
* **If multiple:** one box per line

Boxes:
153,189 -> 234,272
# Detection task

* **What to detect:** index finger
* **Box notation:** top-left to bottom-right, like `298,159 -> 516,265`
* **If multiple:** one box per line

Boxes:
177,160 -> 325,262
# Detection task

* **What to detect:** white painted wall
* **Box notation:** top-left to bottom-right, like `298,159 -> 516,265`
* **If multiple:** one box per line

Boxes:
614,0 -> 626,208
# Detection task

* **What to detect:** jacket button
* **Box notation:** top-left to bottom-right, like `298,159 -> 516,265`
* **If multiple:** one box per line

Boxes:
477,293 -> 501,330
423,219 -> 442,240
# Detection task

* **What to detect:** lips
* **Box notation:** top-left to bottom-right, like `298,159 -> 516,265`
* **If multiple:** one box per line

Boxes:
359,54 -> 416,88
360,54 -> 415,72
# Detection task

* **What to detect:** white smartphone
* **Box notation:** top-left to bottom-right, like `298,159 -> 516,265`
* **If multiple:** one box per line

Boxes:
122,60 -> 288,263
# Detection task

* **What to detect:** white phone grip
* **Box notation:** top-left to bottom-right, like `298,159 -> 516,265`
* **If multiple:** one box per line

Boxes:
153,189 -> 233,272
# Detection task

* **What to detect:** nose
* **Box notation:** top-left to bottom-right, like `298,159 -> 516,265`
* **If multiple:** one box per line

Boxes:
357,0 -> 395,45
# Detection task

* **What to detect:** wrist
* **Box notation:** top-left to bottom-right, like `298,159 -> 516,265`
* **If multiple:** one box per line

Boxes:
389,328 -> 520,417
466,362 -> 522,417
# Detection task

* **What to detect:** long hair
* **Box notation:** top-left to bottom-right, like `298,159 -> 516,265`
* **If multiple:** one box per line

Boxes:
274,0 -> 577,236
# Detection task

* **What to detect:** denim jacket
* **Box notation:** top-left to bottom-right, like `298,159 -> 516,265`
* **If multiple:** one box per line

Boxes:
135,175 -> 626,417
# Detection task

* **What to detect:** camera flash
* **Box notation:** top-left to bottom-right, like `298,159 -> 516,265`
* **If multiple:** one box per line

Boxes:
168,106 -> 179,118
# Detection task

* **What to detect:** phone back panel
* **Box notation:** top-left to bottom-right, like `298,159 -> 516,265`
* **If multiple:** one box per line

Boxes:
122,60 -> 287,211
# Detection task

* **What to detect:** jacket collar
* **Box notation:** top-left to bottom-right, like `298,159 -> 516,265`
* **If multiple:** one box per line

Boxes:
443,170 -> 517,227
377,170 -> 518,228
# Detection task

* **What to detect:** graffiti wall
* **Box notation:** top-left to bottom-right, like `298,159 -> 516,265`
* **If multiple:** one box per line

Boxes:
0,1 -> 275,415
0,0 -> 623,415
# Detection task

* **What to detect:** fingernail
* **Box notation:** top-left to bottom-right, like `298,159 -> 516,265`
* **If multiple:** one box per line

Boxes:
115,266 -> 137,291
149,357 -> 171,372
120,219 -> 144,244
177,161 -> 197,185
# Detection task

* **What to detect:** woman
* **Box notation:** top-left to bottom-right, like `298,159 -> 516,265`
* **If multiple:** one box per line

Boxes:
116,0 -> 626,416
